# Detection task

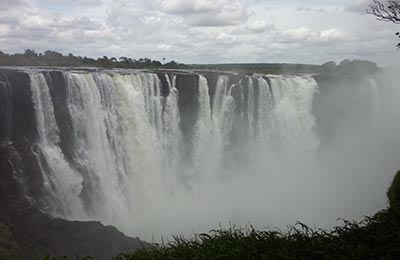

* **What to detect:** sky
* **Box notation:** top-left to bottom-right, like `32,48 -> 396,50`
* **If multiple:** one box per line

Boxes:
0,0 -> 399,66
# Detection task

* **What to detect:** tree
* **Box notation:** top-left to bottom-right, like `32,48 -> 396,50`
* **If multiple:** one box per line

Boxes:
368,0 -> 400,23
367,0 -> 400,47
164,60 -> 178,69
44,50 -> 63,57
23,49 -> 37,57
321,61 -> 336,72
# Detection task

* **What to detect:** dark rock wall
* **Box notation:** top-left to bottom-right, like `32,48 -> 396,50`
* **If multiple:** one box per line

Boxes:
45,71 -> 76,164
174,74 -> 199,161
0,70 -> 44,205
0,69 -> 147,260
0,205 -> 146,260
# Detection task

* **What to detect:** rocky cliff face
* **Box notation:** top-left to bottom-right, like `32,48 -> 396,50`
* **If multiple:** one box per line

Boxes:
0,68 -> 147,260
0,206 -> 146,260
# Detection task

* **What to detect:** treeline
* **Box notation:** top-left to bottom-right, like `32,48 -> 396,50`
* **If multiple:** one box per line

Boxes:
183,60 -> 380,75
0,49 -> 186,69
320,59 -> 380,74
195,63 -> 322,75
0,49 -> 381,75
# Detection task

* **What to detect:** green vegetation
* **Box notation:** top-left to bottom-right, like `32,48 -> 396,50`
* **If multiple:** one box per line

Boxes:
0,49 -> 381,76
41,171 -> 400,260
0,49 -> 185,69
0,223 -> 19,260
388,170 -> 400,214
115,213 -> 400,259
189,63 -> 321,75
320,59 -> 380,75
187,59 -> 379,75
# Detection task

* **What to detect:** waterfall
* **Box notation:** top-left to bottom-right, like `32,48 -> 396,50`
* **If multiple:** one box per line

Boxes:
247,77 -> 255,140
23,70 -> 322,238
366,78 -> 381,124
212,75 -> 236,148
161,74 -> 182,189
30,73 -> 84,217
191,75 -> 213,180
267,75 -> 319,151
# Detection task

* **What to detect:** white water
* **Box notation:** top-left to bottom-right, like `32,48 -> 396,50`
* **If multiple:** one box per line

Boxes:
27,71 -> 399,241
30,73 -> 84,216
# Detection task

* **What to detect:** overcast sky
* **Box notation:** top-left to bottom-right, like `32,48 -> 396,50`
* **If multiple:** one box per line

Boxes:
0,0 -> 399,66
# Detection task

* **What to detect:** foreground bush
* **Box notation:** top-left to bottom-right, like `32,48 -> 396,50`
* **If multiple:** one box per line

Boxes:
119,213 -> 399,260
45,171 -> 400,260
388,170 -> 400,214
0,223 -> 19,260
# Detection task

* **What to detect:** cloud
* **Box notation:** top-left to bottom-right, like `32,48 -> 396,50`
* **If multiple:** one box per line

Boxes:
52,17 -> 100,30
147,0 -> 250,27
246,20 -> 275,33
150,0 -> 226,14
320,28 -> 347,41
0,24 -> 11,37
281,27 -> 315,42
346,0 -> 370,14
296,7 -> 327,12
215,32 -> 238,42
0,0 -> 27,10
77,0 -> 103,5
39,0 -> 103,6
187,9 -> 249,26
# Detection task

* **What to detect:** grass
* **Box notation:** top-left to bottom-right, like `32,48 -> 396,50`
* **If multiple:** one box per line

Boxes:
115,214 -> 399,260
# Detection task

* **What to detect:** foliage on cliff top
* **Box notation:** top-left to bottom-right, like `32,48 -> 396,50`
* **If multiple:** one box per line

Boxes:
0,49 -> 184,69
0,49 -> 381,76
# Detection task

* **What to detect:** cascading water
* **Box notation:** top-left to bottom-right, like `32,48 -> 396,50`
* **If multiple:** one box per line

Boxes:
267,75 -> 319,152
13,68 -> 397,241
161,74 -> 182,177
26,71 -> 321,236
246,76 -> 255,140
30,73 -> 84,217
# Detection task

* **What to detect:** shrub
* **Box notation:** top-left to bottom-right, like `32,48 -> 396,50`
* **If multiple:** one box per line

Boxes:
388,171 -> 400,213
0,223 -> 19,260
